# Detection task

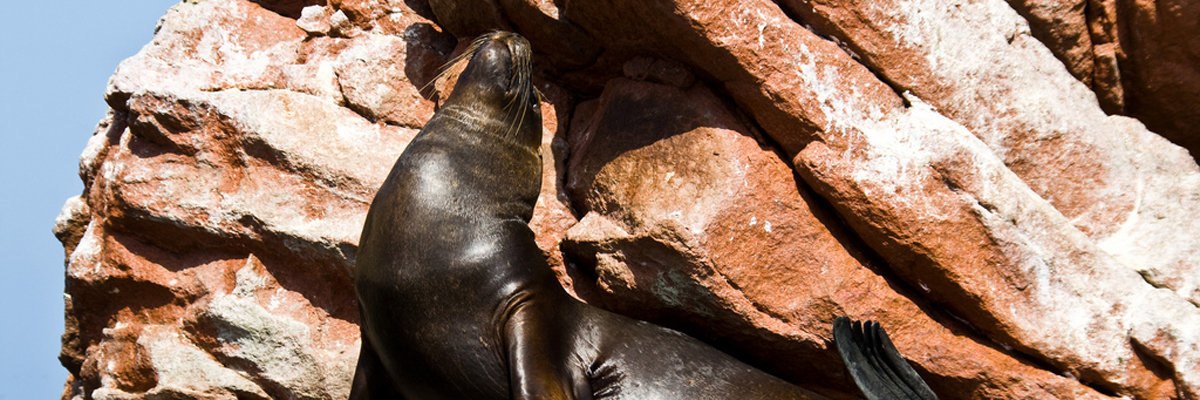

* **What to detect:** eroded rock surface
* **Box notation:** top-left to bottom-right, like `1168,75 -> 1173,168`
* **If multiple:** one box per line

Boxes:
57,0 -> 1200,399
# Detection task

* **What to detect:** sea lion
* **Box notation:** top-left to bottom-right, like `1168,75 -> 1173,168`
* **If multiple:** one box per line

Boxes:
349,31 -> 935,400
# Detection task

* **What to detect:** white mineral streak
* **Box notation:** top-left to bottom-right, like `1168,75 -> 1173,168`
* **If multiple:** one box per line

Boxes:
53,196 -> 88,239
110,0 -> 300,98
732,0 -> 1200,391
297,5 -> 331,35
334,33 -> 416,121
874,0 -> 1200,305
72,2 -> 377,398
204,89 -> 409,195
202,291 -> 354,399
64,0 -> 1200,397
114,326 -> 270,400
105,0 -> 416,259
668,2 -> 1200,392
104,91 -> 411,260
812,89 -> 1200,395
67,220 -> 104,278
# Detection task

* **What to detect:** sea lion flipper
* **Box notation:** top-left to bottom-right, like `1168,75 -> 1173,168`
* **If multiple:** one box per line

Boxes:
870,320 -> 938,399
505,302 -> 588,400
348,334 -> 406,400
355,29 -> 855,399
833,317 -> 937,400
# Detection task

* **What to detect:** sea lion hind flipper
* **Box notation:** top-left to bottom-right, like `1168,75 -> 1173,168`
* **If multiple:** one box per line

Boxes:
870,320 -> 938,399
348,334 -> 406,400
833,317 -> 937,400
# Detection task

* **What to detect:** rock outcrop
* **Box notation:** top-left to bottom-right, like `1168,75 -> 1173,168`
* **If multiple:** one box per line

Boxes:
55,0 -> 1200,399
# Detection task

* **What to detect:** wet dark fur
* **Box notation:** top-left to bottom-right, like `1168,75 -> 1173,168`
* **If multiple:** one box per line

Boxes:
348,31 -> 935,400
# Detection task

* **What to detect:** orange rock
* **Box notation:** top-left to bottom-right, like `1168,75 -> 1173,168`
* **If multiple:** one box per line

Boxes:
57,0 -> 1200,398
562,78 -> 1114,399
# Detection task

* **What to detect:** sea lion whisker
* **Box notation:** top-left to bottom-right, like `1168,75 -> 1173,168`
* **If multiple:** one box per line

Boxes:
519,88 -> 531,137
502,75 -> 523,113
502,105 -> 520,139
512,52 -> 533,139
420,54 -> 467,98
502,60 -> 531,139
511,91 -> 527,139
517,91 -> 531,138
504,91 -> 524,139
503,90 -> 520,112
420,36 -> 490,98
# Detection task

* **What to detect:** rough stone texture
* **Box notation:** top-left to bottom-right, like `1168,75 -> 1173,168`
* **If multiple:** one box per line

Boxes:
1000,0 -> 1200,159
56,0 -> 1200,399
562,78 -> 1112,399
779,0 -> 1200,307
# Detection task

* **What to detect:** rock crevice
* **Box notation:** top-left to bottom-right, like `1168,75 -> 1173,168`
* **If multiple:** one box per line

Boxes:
57,0 -> 1200,399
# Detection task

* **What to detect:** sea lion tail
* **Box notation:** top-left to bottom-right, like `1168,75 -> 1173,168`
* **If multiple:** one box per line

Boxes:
833,317 -> 938,400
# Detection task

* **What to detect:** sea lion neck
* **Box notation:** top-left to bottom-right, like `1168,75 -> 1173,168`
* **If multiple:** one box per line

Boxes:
432,32 -> 540,149
431,103 -> 541,152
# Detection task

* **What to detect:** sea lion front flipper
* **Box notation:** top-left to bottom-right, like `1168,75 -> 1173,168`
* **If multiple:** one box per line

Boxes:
504,300 -> 590,400
348,334 -> 405,400
833,317 -> 938,400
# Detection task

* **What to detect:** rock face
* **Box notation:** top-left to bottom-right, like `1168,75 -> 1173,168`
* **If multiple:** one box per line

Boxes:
55,0 -> 1200,399
1007,0 -> 1200,159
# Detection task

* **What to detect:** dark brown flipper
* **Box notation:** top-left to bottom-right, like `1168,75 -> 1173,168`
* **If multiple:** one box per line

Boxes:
834,317 -> 938,400
348,334 -> 405,400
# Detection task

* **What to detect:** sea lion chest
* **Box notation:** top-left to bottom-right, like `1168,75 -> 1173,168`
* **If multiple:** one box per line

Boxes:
353,114 -> 544,399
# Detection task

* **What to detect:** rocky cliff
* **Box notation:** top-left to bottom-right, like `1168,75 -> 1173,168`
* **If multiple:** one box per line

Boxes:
54,0 -> 1200,399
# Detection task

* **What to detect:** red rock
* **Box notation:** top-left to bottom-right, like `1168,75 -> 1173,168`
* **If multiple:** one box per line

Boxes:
775,0 -> 1200,307
296,6 -> 332,36
1114,0 -> 1200,158
57,0 -> 1200,398
427,0 -> 511,38
563,77 -> 1113,399
793,100 -> 1197,398
1003,0 -> 1095,87
248,0 -> 325,19
528,79 -> 583,298
1009,0 -> 1200,159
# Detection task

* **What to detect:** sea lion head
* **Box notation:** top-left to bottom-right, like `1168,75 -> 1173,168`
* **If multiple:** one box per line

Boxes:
439,31 -> 541,146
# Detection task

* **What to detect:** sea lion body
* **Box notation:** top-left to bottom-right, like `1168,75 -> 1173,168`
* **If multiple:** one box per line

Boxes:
348,31 -> 821,399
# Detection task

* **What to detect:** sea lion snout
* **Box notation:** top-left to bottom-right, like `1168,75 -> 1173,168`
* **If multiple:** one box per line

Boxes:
437,32 -> 538,147
439,32 -> 538,135
481,30 -> 531,58
454,32 -> 533,97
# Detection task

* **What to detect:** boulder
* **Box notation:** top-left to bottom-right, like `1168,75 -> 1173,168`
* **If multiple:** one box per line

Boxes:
57,0 -> 1200,398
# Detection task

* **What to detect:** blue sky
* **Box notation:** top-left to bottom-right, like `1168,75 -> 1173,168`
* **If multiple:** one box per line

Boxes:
0,2 -> 179,398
